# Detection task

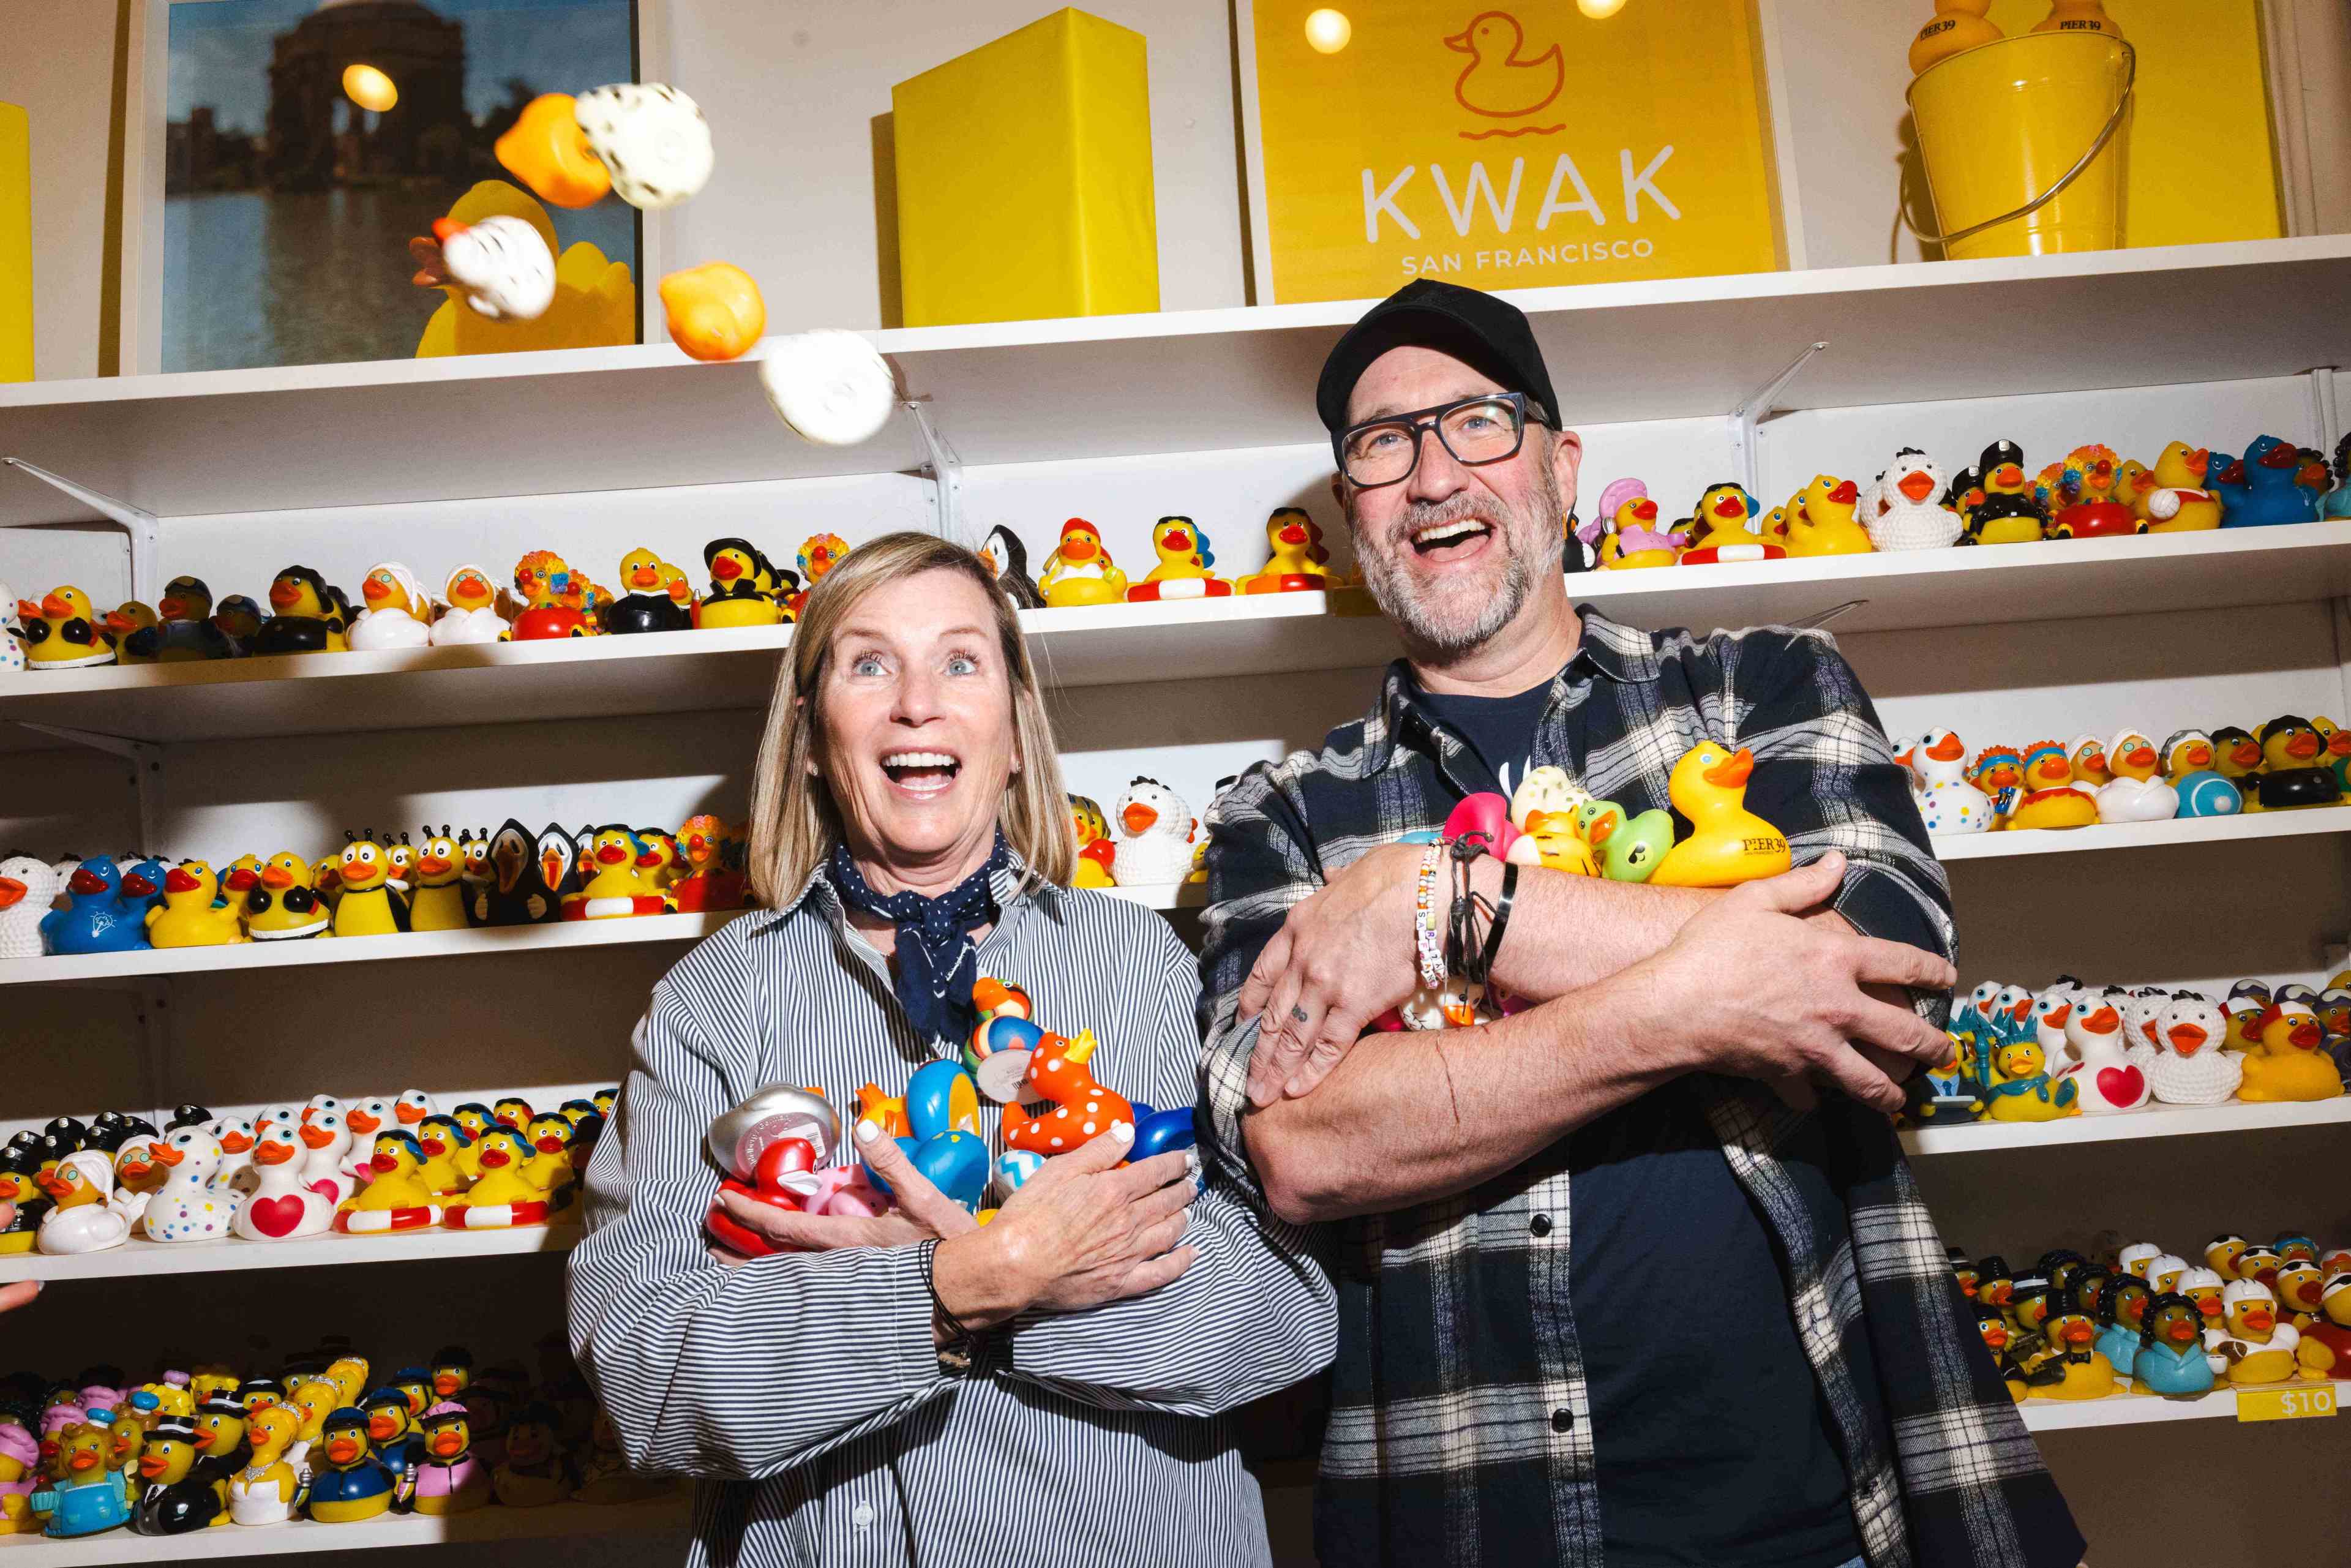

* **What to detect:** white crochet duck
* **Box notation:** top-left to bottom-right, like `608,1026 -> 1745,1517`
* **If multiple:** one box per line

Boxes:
1109,777 -> 1198,887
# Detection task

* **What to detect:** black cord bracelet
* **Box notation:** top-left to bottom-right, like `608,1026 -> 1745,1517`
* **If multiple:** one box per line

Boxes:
1477,861 -> 1518,984
920,1238 -> 981,1372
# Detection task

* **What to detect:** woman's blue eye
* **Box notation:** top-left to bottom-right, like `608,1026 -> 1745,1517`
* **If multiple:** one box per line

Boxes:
947,655 -> 978,677
851,655 -> 886,677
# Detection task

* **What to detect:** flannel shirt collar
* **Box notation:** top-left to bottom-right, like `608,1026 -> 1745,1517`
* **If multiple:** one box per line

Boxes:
1364,603 -> 1659,775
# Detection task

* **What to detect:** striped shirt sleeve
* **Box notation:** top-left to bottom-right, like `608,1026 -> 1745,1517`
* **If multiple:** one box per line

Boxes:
1007,926 -> 1338,1414
566,970 -> 951,1479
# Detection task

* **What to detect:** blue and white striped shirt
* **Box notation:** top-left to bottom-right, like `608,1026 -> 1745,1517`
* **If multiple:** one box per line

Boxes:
568,857 -> 1336,1567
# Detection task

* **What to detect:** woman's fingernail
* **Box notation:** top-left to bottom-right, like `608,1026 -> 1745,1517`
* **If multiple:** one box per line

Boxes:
855,1120 -> 880,1144
1114,1122 -> 1134,1144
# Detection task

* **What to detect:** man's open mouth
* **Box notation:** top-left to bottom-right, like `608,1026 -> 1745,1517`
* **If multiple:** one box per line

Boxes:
1409,517 -> 1493,560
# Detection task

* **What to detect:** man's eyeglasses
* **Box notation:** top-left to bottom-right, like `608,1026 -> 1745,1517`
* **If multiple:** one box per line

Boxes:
1334,392 -> 1547,489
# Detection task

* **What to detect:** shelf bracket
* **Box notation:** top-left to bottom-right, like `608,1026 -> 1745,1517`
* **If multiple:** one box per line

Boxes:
2,457 -> 163,606
1727,341 -> 1829,499
2312,367 -> 2342,454
21,723 -> 164,853
903,400 -> 966,544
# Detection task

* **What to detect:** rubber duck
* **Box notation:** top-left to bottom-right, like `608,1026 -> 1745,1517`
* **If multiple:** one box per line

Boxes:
1067,795 -> 1116,888
1125,516 -> 1233,601
345,563 -> 433,651
1900,729 -> 1989,835
293,1109 -> 354,1206
127,1414 -> 222,1536
492,92 -> 610,207
1910,0 -> 2001,73
16,586 -> 116,670
469,820 -> 571,925
1861,450 -> 1960,551
231,1123 -> 334,1241
2253,715 -> 2340,809
429,1349 -> 474,1408
2139,441 -> 2221,531
35,1153 -> 130,1255
1106,777 -> 1196,886
222,1405 -> 306,1527
561,825 -> 672,920
332,1132 -> 443,1234
1240,508 -> 1332,593
600,549 -> 690,636
2125,1292 -> 2215,1397
2203,726 -> 2262,811
520,1113 -> 579,1211
302,1408 -> 394,1525
359,1390 -> 422,1504
502,551 -> 585,639
2148,729 -> 2237,820
977,524 -> 1046,609
571,1411 -> 667,1504
329,835 -> 411,937
2002,741 -> 2101,831
410,1403 -> 490,1515
2063,996 -> 2148,1114
236,852 -> 330,942
2093,1276 -> 2153,1372
30,1411 -> 134,1539
1573,798 -> 1673,882
2235,1242 -> 2285,1288
2083,729 -> 2172,823
1957,442 -> 2047,545
1002,1029 -> 1135,1157
2274,1258 -> 2328,1330
203,1115 -> 259,1198
1674,481 -> 1786,565
0,855 -> 62,959
2309,1274 -> 2351,1370
449,1106 -> 498,1182
492,1096 -> 536,1133
1984,1036 -> 2080,1121
423,565 -> 503,645
250,566 -> 348,655
2227,435 -> 2322,527
571,82 -> 713,211
99,601 -> 159,666
2030,1292 -> 2117,1400
1649,741 -> 1791,887
1588,479 -> 1684,568
445,1127 -> 552,1228
2208,1280 -> 2313,1384
1029,518 -> 1128,607
670,814 -> 739,912
138,576 -> 241,661
138,1125 -> 235,1242
2312,715 -> 2351,793
1443,10 -> 1562,119
657,260 -> 765,362
788,533 -> 851,618
0,1153 -> 47,1253
2146,994 -> 2239,1105
476,1400 -> 563,1508
2238,997 -> 2343,1101
1782,475 -> 1873,557
695,538 -> 784,628
414,1118 -> 473,1198
142,861 -> 244,948
2042,446 -> 2140,539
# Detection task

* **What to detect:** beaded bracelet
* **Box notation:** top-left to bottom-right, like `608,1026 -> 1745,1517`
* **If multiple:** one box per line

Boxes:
1415,842 -> 1447,991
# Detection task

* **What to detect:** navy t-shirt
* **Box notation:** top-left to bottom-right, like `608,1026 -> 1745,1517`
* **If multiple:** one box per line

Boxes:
1415,675 -> 1866,1568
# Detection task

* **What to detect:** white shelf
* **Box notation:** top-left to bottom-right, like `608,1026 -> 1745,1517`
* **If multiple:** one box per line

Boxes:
2,237 -> 2347,525
1902,1095 -> 2351,1156
10,525 -> 2351,751
2020,1389 -> 2263,1431
0,1223 -> 578,1283
0,885 -> 1191,988
1931,802 -> 2351,864
0,1496 -> 688,1563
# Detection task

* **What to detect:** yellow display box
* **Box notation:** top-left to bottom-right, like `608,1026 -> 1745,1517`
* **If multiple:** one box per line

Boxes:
891,9 -> 1160,327
0,102 -> 31,383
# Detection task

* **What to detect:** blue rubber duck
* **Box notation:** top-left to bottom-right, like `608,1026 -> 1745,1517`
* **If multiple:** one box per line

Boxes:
2224,435 -> 2320,528
2208,450 -> 2248,520
2092,1276 -> 2153,1371
118,856 -> 170,920
39,855 -> 154,955
2128,1292 -> 2216,1397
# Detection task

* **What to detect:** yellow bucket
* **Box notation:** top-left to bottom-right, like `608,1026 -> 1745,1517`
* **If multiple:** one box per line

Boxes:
1907,33 -> 2135,261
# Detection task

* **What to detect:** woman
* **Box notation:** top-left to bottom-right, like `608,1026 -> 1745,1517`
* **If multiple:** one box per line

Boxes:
568,533 -> 1335,1567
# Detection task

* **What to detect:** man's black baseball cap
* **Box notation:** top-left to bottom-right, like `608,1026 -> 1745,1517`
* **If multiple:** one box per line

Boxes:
1315,279 -> 1560,434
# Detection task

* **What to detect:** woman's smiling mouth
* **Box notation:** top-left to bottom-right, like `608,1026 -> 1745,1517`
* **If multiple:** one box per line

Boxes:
881,751 -> 962,798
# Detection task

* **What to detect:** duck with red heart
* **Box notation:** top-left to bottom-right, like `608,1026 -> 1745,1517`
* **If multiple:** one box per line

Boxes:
2064,990 -> 2151,1114
230,1122 -> 335,1242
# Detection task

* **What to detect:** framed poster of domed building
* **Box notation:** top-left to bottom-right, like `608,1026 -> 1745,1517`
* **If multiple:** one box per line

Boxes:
131,0 -> 647,372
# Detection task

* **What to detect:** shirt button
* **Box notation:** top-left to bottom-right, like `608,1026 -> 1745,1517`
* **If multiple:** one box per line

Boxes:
1551,1408 -> 1575,1433
1529,1214 -> 1552,1237
852,1502 -> 876,1529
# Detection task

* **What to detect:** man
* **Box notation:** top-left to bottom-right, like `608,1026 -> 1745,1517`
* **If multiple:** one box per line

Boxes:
1198,280 -> 2082,1568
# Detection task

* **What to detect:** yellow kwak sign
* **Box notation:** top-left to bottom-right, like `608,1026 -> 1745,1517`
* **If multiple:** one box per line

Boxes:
1246,1 -> 1783,302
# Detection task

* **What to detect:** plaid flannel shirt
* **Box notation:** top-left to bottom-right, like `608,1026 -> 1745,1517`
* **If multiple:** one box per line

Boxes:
1198,607 -> 2085,1568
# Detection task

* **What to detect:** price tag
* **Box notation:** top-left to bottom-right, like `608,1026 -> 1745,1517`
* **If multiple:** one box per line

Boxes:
2235,1384 -> 2338,1423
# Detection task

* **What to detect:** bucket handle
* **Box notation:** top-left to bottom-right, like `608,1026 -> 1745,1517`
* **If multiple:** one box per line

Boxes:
1902,40 -> 2137,249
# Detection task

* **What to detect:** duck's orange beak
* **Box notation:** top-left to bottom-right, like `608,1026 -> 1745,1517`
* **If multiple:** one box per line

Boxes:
1444,27 -> 1472,50
1702,748 -> 1754,788
1898,471 -> 1937,503
1122,801 -> 1159,834
1927,733 -> 1964,762
41,592 -> 73,620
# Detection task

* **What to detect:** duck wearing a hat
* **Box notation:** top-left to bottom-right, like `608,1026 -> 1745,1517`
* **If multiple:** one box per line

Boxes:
130,1416 -> 223,1536
1038,519 -> 1128,608
305,1407 -> 396,1523
410,1402 -> 490,1516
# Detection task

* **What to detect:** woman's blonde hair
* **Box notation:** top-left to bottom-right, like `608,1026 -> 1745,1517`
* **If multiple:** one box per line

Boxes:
748,531 -> 1074,906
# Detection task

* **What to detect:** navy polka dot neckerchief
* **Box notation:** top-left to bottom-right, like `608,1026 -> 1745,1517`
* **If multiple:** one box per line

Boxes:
828,835 -> 1010,1048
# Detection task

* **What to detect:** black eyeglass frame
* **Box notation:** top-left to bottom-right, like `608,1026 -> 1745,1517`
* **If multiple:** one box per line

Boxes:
1332,391 -> 1550,489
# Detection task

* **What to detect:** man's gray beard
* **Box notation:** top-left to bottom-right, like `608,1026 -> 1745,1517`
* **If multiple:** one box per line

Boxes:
1351,468 -> 1555,657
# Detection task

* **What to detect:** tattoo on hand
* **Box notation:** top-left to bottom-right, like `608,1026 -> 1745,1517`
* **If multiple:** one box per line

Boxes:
1291,1005 -> 1310,1024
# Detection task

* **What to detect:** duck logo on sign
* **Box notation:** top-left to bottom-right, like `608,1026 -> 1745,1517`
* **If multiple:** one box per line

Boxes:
1445,11 -> 1564,137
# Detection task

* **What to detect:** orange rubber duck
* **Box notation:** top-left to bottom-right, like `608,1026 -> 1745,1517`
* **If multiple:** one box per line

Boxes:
1002,1031 -> 1135,1155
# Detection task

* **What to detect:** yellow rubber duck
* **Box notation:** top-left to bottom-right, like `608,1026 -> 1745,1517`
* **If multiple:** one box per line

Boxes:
228,1406 -> 306,1527
2211,1281 -> 2314,1385
239,850 -> 331,940
104,601 -> 160,666
414,181 -> 633,358
1131,516 -> 1231,596
409,829 -> 470,932
332,835 -> 411,937
1783,475 -> 1874,557
1649,741 -> 1792,887
2030,1302 -> 2117,1400
1965,450 -> 2047,545
1511,808 -> 1601,876
1240,508 -> 1331,593
563,826 -> 674,919
1680,483 -> 1772,554
334,1131 -> 444,1233
1442,11 -> 1563,120
2033,0 -> 2121,40
660,262 -> 766,363
520,1112 -> 579,1214
699,538 -> 785,628
2140,441 -> 2223,531
1910,0 -> 2001,74
448,1127 -> 554,1228
1983,1037 -> 2081,1121
2238,999 -> 2344,1101
1070,795 -> 1116,888
1593,481 -> 1681,569
16,585 -> 115,669
416,1118 -> 474,1198
144,861 -> 247,948
1040,519 -> 1130,607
